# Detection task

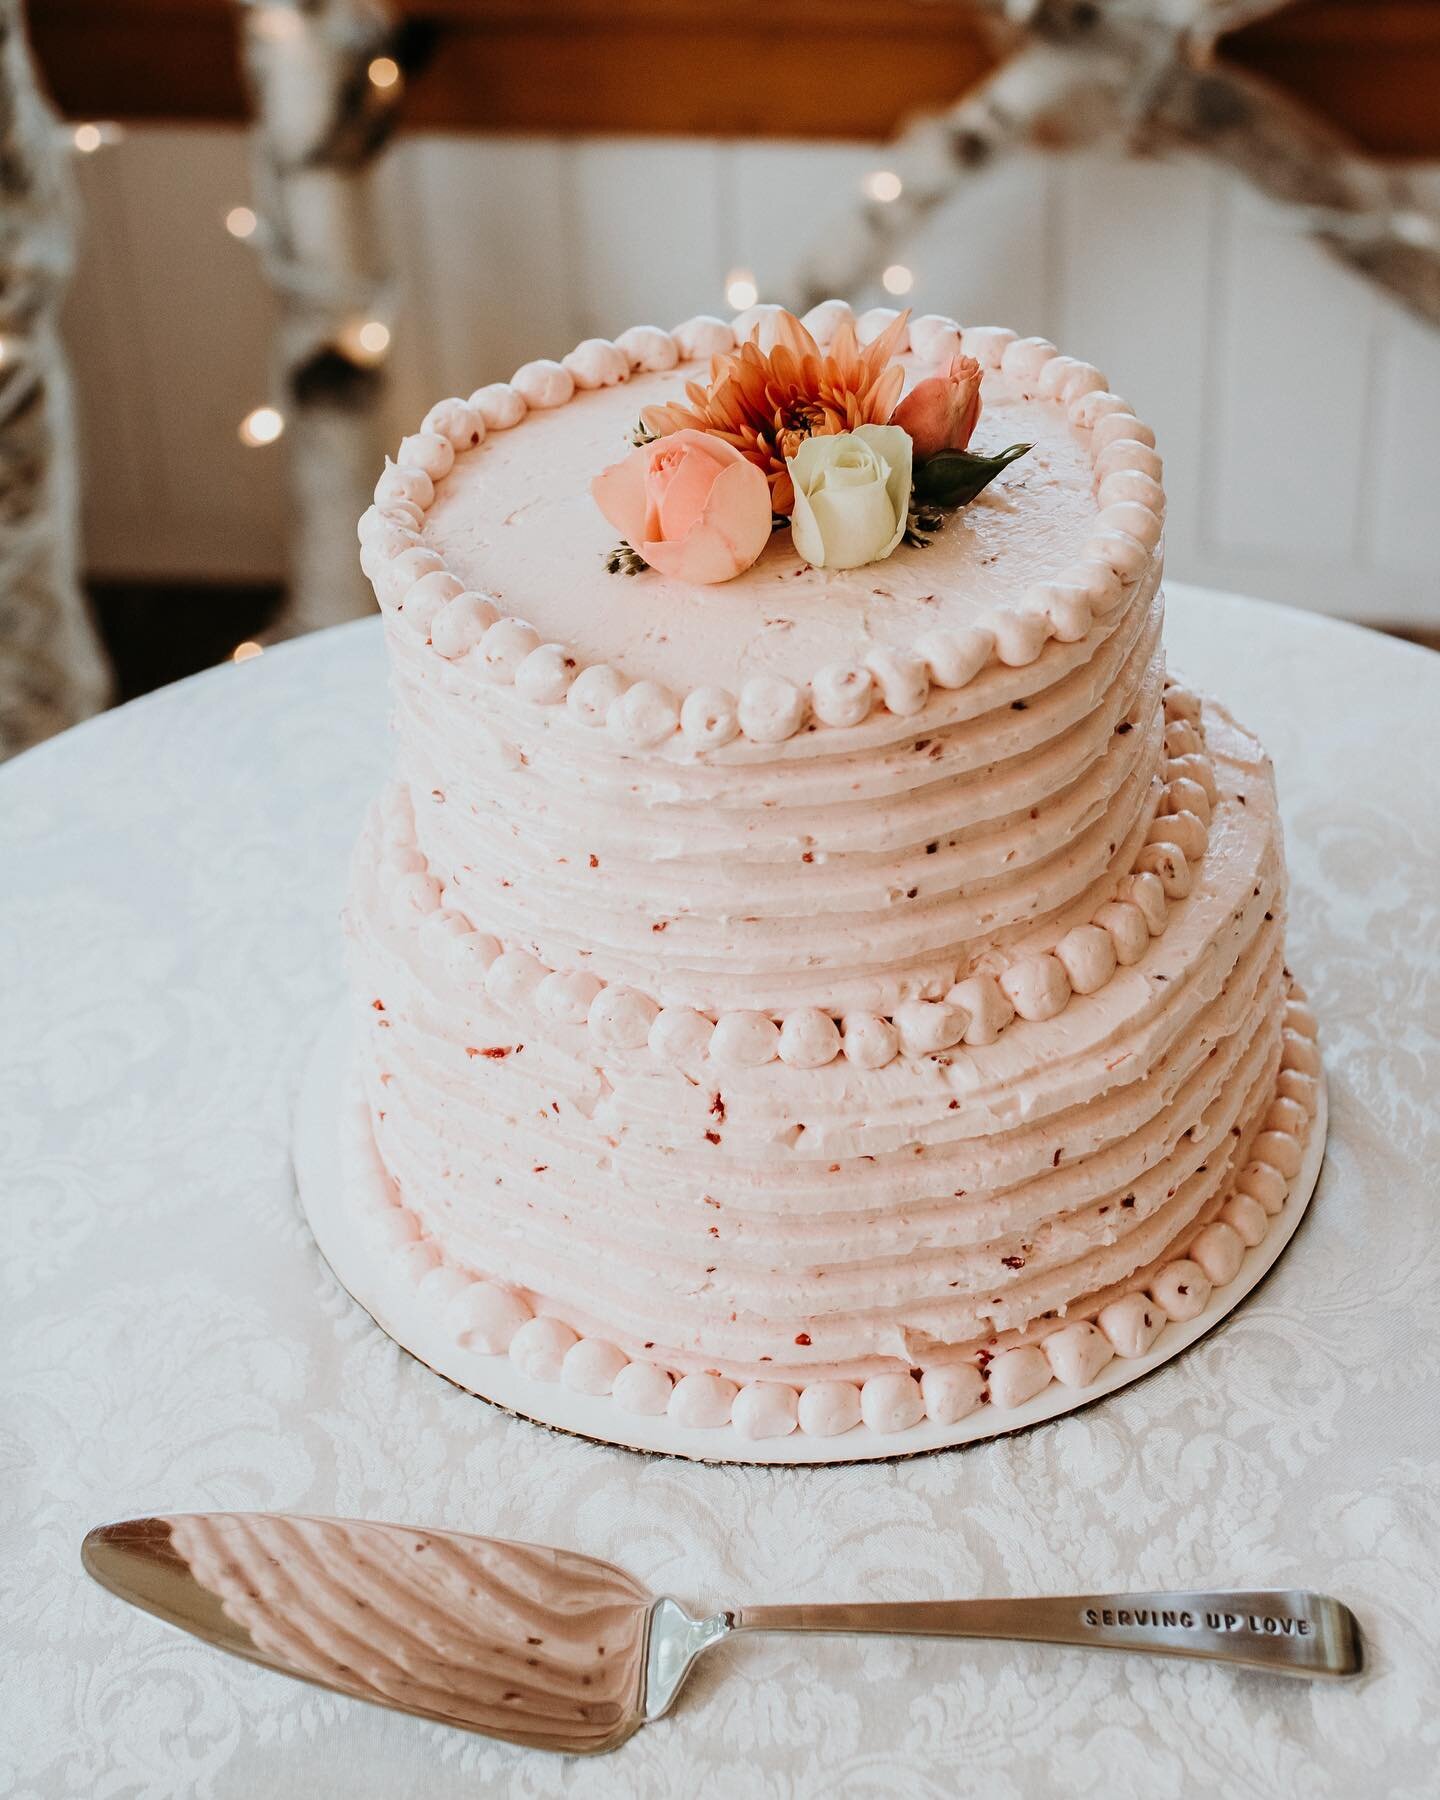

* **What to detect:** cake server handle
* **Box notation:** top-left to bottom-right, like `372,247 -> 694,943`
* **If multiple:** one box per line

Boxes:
726,1590 -> 1362,1679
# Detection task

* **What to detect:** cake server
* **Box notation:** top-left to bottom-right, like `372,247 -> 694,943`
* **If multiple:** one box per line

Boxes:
82,1513 -> 1362,1756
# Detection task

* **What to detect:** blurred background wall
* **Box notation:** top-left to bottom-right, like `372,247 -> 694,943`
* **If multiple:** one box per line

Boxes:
15,0 -> 1440,722
62,127 -> 1440,621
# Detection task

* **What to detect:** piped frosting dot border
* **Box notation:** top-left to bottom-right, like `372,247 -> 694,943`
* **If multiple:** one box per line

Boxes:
373,682 -> 1212,1073
357,302 -> 1167,752
350,982 -> 1320,1442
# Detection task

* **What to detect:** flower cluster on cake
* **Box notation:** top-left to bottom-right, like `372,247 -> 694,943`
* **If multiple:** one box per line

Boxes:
344,297 -> 1322,1446
592,308 -> 1028,582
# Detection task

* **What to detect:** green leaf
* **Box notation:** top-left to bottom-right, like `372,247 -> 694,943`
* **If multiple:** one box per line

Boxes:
911,442 -> 1032,509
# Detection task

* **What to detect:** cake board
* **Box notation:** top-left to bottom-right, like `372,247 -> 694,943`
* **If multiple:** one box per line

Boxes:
294,1004 -> 1328,1466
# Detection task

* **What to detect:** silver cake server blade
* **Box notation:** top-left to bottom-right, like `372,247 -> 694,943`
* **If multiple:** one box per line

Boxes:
82,1513 -> 1363,1756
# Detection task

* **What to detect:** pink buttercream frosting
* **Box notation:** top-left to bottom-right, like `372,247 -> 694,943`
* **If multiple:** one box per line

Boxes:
340,303 -> 1319,1438
347,683 -> 1301,1389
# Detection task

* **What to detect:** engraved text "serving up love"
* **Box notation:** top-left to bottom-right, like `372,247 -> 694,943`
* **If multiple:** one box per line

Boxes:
1082,1608 -> 1312,1636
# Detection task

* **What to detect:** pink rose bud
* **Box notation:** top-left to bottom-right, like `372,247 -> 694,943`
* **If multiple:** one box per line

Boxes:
591,429 -> 772,584
890,353 -> 983,459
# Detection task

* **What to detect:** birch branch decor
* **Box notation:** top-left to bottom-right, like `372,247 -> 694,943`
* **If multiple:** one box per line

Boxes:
236,0 -> 406,638
0,0 -> 109,760
799,0 -> 1440,333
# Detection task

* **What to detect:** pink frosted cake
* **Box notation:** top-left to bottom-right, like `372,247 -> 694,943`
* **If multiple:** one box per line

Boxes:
343,301 -> 1322,1444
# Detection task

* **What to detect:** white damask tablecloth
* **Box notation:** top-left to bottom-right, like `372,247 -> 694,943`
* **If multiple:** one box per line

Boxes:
3,587 -> 1438,1800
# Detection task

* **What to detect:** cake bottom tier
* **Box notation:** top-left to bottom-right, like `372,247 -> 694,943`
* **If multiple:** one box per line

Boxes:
342,699 -> 1323,1438
332,987 -> 1320,1442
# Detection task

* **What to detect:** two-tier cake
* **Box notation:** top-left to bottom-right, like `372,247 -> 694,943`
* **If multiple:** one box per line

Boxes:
339,300 -> 1322,1446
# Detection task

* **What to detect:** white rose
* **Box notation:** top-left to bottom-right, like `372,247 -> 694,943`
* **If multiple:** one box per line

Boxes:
787,425 -> 913,570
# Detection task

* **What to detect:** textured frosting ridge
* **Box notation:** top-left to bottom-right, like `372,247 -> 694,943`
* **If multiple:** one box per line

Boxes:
342,303 -> 1317,1441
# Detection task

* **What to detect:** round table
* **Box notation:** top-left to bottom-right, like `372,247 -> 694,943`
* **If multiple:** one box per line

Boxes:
4,587 -> 1437,1799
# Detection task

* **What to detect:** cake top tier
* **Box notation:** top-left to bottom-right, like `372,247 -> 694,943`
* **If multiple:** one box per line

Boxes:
427,364 -> 1089,695
361,303 -> 1165,749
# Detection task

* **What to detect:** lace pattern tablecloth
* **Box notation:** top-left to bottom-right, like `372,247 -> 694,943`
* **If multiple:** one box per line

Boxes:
3,588 -> 1437,1799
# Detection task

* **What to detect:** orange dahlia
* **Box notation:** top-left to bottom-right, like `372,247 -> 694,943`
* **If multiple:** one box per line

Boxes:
641,308 -> 910,516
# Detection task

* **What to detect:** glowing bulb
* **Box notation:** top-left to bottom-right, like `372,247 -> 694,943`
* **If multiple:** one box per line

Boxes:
72,123 -> 104,154
232,640 -> 264,664
367,55 -> 401,89
338,318 -> 392,364
882,263 -> 915,296
225,205 -> 258,240
0,336 -> 11,369
863,170 -> 903,204
239,406 -> 285,447
725,268 -> 758,311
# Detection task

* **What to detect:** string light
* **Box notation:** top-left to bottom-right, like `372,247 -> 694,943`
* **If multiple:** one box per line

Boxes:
239,406 -> 285,447
724,268 -> 758,311
339,318 -> 392,364
882,263 -> 915,296
225,205 -> 258,240
367,55 -> 401,89
863,170 -> 903,204
232,641 -> 265,664
71,122 -> 121,154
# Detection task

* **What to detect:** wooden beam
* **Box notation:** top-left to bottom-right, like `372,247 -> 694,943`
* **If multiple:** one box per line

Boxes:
392,1 -> 1003,141
34,0 -> 248,125
28,0 -> 1440,157
1221,1 -> 1440,160
28,0 -> 1001,138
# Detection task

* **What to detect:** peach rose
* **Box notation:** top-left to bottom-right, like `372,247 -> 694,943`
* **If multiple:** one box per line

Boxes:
890,353 -> 983,460
591,429 -> 772,584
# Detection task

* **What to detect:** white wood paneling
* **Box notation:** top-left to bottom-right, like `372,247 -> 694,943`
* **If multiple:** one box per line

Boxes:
570,139 -> 726,338
1372,305 -> 1440,583
729,139 -> 878,303
386,136 -> 574,402
56,126 -> 1440,626
1209,180 -> 1377,563
1054,152 -> 1222,573
64,127 -> 285,581
63,149 -> 154,554
371,144 -> 448,451
899,149 -> 1056,339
